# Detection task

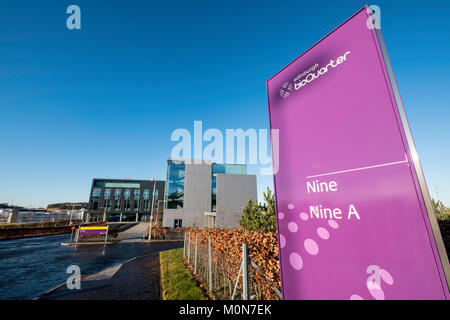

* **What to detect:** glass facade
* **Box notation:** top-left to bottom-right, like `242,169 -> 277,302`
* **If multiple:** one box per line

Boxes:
165,160 -> 185,209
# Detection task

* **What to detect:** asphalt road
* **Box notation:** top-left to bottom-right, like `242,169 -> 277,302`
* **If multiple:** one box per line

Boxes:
39,241 -> 183,300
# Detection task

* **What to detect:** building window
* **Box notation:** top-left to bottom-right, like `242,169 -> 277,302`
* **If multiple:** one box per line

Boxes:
124,189 -> 131,211
134,200 -> 140,211
174,219 -> 182,228
104,199 -> 111,210
92,188 -> 101,197
143,189 -> 150,211
211,175 -> 217,212
90,200 -> 99,211
114,199 -> 120,211
134,189 -> 140,211
165,160 -> 185,209
212,163 -> 247,175
91,188 -> 101,210
150,189 -> 159,211
94,181 -> 140,188
113,189 -> 121,211
104,189 -> 111,210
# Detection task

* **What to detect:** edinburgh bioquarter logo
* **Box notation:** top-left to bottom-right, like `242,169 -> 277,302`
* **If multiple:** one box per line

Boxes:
279,51 -> 351,99
279,81 -> 293,98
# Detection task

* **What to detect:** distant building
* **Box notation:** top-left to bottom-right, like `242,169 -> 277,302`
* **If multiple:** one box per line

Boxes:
46,202 -> 88,212
86,179 -> 165,223
0,209 -> 16,223
162,159 -> 257,228
0,209 -> 84,223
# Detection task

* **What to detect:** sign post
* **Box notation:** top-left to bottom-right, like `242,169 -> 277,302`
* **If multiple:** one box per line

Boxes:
267,6 -> 449,299
104,225 -> 109,243
77,226 -> 109,243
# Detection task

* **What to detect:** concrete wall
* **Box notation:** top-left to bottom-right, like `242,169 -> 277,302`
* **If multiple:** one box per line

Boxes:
162,208 -> 183,228
163,163 -> 212,228
216,174 -> 257,228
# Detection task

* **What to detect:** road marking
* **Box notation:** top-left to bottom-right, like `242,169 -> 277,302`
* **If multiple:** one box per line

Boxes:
306,156 -> 408,179
84,264 -> 122,281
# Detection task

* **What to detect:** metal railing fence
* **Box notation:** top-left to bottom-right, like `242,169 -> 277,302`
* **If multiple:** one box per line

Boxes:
183,231 -> 281,300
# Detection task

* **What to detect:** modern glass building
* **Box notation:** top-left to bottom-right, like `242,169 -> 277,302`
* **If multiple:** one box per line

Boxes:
165,160 -> 185,209
163,159 -> 257,228
87,178 -> 165,223
211,163 -> 247,212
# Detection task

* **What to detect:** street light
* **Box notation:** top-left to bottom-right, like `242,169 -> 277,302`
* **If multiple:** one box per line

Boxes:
69,205 -> 74,225
149,178 -> 156,240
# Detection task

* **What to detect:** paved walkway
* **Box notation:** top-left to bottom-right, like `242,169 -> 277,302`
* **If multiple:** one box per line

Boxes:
39,241 -> 182,300
116,223 -> 149,240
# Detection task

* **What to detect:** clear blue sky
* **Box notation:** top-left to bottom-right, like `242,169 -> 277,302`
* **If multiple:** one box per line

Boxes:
0,0 -> 449,208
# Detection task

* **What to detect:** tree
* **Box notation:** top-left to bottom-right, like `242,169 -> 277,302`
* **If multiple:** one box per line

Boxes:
432,198 -> 449,221
239,187 -> 277,232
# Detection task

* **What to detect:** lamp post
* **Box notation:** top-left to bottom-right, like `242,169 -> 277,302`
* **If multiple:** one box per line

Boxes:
69,205 -> 74,225
149,178 -> 156,240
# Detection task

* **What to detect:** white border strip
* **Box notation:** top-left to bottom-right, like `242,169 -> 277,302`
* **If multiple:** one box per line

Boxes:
306,157 -> 407,179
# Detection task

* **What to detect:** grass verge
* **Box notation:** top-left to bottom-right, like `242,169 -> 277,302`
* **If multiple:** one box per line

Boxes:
160,248 -> 208,300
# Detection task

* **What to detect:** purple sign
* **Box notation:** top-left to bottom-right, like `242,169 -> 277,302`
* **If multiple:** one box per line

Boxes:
79,230 -> 107,236
267,6 -> 449,300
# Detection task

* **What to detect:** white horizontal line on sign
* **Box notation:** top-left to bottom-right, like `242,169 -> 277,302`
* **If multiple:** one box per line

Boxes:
306,156 -> 408,179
